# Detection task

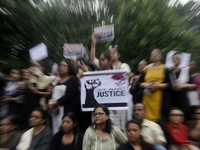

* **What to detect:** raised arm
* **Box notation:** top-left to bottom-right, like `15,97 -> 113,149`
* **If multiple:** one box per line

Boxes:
90,33 -> 96,62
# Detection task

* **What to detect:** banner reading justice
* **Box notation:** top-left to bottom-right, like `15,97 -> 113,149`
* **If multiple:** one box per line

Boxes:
80,70 -> 129,111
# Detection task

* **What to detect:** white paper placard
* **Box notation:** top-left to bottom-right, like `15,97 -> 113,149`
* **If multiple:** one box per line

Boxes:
29,43 -> 48,61
94,24 -> 114,43
63,43 -> 85,60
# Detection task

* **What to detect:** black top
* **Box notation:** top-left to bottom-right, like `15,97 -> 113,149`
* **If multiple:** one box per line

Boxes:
50,130 -> 83,150
117,142 -> 155,150
56,76 -> 80,115
28,126 -> 52,150
0,131 -> 22,150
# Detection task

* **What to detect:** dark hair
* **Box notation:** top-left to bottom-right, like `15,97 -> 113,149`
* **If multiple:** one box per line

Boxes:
93,104 -> 112,133
31,108 -> 49,124
167,107 -> 183,117
85,62 -> 96,71
1,115 -> 20,131
190,105 -> 200,116
99,52 -> 111,61
109,45 -> 120,54
172,52 -> 181,57
125,119 -> 141,129
62,112 -> 79,134
61,59 -> 77,76
134,103 -> 146,110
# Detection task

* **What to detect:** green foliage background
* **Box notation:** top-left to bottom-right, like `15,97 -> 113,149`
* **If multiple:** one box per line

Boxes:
0,0 -> 200,72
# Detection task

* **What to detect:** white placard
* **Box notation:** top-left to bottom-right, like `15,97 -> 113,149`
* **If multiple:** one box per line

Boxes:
29,43 -> 48,61
165,50 -> 191,69
63,43 -> 85,60
80,70 -> 129,111
94,24 -> 114,43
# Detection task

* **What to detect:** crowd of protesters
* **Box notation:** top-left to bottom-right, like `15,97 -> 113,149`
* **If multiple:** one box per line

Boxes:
1,34 -> 200,150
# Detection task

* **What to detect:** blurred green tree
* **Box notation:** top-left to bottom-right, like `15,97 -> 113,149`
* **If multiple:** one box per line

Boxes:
0,0 -> 200,72
115,0 -> 200,71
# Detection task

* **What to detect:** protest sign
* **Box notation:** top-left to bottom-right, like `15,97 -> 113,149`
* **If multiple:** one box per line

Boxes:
29,43 -> 48,61
94,24 -> 114,43
165,50 -> 191,69
63,43 -> 85,60
80,70 -> 129,111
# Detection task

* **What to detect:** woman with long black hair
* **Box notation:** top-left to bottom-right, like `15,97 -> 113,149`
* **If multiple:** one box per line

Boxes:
83,105 -> 127,150
48,59 -> 80,134
50,112 -> 83,150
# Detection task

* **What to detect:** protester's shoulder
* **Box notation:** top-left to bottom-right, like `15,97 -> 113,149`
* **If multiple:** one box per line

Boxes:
120,63 -> 131,72
53,130 -> 64,139
111,125 -> 121,131
117,142 -> 131,150
69,76 -> 79,83
144,119 -> 161,128
43,126 -> 53,135
142,141 -> 156,150
85,125 -> 95,133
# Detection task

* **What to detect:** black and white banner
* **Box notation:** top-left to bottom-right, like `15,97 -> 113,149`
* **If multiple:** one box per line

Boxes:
81,70 -> 129,111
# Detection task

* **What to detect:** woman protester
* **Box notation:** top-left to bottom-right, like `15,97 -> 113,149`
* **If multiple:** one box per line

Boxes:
117,119 -> 155,150
50,112 -> 83,150
165,107 -> 199,150
169,53 -> 197,120
90,33 -> 130,72
28,61 -> 52,111
83,105 -> 128,150
16,108 -> 52,150
0,116 -> 23,150
48,59 -> 80,134
186,105 -> 200,148
1,68 -> 26,122
138,49 -> 172,123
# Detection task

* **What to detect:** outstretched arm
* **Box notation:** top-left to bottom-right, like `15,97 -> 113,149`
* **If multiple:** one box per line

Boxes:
90,33 -> 96,62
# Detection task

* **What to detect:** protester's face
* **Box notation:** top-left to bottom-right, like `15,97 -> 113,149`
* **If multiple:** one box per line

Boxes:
172,54 -> 181,66
22,69 -> 30,79
0,118 -> 17,134
10,69 -> 21,81
58,61 -> 69,75
168,109 -> 184,124
62,116 -> 75,133
99,54 -> 110,70
126,123 -> 141,143
194,109 -> 200,120
93,107 -> 109,125
29,110 -> 45,127
133,104 -> 146,121
137,61 -> 147,74
109,48 -> 120,61
150,49 -> 162,62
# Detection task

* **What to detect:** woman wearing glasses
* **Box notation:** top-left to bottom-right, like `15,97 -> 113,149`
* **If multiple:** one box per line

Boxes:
0,115 -> 23,150
16,108 -> 52,150
83,105 -> 128,150
165,107 -> 199,150
48,59 -> 80,134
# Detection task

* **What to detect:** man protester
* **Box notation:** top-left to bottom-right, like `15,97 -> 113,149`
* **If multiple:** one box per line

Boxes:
133,103 -> 167,150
